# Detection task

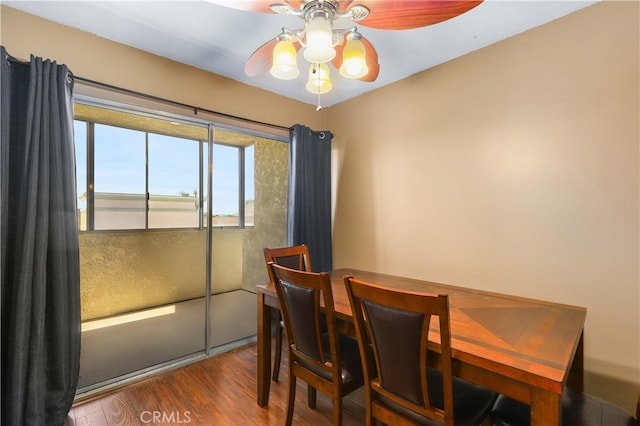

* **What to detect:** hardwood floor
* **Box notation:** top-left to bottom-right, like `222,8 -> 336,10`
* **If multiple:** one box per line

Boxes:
67,342 -> 366,425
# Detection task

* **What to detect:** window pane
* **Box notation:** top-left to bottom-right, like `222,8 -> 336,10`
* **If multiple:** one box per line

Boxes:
213,144 -> 239,227
74,120 -> 88,231
94,124 -> 146,230
148,134 -> 200,228
245,145 -> 255,227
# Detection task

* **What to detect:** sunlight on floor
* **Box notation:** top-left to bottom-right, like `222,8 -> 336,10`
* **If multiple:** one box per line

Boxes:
81,305 -> 176,332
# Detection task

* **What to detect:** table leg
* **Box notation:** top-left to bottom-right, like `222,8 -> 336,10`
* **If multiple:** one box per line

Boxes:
567,331 -> 584,392
257,292 -> 272,407
531,388 -> 561,426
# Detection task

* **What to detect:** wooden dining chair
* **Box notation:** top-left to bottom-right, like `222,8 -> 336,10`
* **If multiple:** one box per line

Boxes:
267,263 -> 364,426
490,389 -> 640,426
263,245 -> 312,382
344,275 -> 498,426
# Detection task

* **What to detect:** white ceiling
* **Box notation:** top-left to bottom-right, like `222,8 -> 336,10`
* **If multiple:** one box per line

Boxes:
5,0 -> 598,107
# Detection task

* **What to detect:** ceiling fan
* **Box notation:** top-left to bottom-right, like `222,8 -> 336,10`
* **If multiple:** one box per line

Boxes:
208,1 -> 483,95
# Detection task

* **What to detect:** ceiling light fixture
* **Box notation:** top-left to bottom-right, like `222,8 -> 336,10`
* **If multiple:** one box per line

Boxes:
267,0 -> 373,95
210,0 -> 485,104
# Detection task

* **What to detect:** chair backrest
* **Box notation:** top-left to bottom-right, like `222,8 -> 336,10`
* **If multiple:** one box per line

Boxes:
267,262 -> 340,380
264,245 -> 312,273
344,275 -> 455,426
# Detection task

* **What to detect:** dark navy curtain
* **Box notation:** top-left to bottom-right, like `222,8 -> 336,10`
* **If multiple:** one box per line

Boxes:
1,46 -> 81,426
288,124 -> 333,272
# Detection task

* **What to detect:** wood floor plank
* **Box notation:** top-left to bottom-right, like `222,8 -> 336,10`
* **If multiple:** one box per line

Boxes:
68,399 -> 108,425
69,342 -> 366,425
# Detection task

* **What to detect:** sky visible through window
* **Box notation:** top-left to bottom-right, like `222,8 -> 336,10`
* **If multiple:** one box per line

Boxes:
74,121 -> 254,216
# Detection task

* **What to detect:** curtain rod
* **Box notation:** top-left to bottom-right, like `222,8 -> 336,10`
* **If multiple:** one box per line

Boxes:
5,55 -> 291,132
73,75 -> 292,132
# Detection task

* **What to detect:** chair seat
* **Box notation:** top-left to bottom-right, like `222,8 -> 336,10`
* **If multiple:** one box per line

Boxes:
377,370 -> 497,426
490,388 -> 639,426
300,333 -> 364,392
431,370 -> 498,426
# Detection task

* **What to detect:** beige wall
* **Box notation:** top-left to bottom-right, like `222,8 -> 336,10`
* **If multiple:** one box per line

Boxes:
329,1 -> 639,412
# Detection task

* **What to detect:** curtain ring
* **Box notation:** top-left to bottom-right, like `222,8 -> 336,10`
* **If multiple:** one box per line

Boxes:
318,132 -> 326,139
66,72 -> 73,84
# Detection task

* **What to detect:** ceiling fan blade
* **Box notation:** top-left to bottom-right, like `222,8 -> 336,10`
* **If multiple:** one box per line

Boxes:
331,34 -> 379,82
354,0 -> 483,30
245,38 -> 302,77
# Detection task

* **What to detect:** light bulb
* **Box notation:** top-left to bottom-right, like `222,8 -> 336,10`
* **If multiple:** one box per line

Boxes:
339,38 -> 368,79
303,14 -> 335,63
306,63 -> 332,94
270,40 -> 299,80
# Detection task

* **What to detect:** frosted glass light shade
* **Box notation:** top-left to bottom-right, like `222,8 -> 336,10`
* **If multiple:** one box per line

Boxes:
270,40 -> 299,80
306,63 -> 332,94
339,38 -> 368,79
303,15 -> 335,63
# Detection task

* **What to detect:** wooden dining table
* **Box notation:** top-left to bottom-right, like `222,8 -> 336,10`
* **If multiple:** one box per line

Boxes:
256,268 -> 587,426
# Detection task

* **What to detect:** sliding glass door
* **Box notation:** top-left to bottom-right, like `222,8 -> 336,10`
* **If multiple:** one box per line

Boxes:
73,98 -> 290,393
74,104 -> 211,390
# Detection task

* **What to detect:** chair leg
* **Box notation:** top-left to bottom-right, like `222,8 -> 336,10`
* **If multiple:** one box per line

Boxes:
272,310 -> 282,381
286,372 -> 296,426
308,385 -> 317,409
332,396 -> 343,426
365,404 -> 373,426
